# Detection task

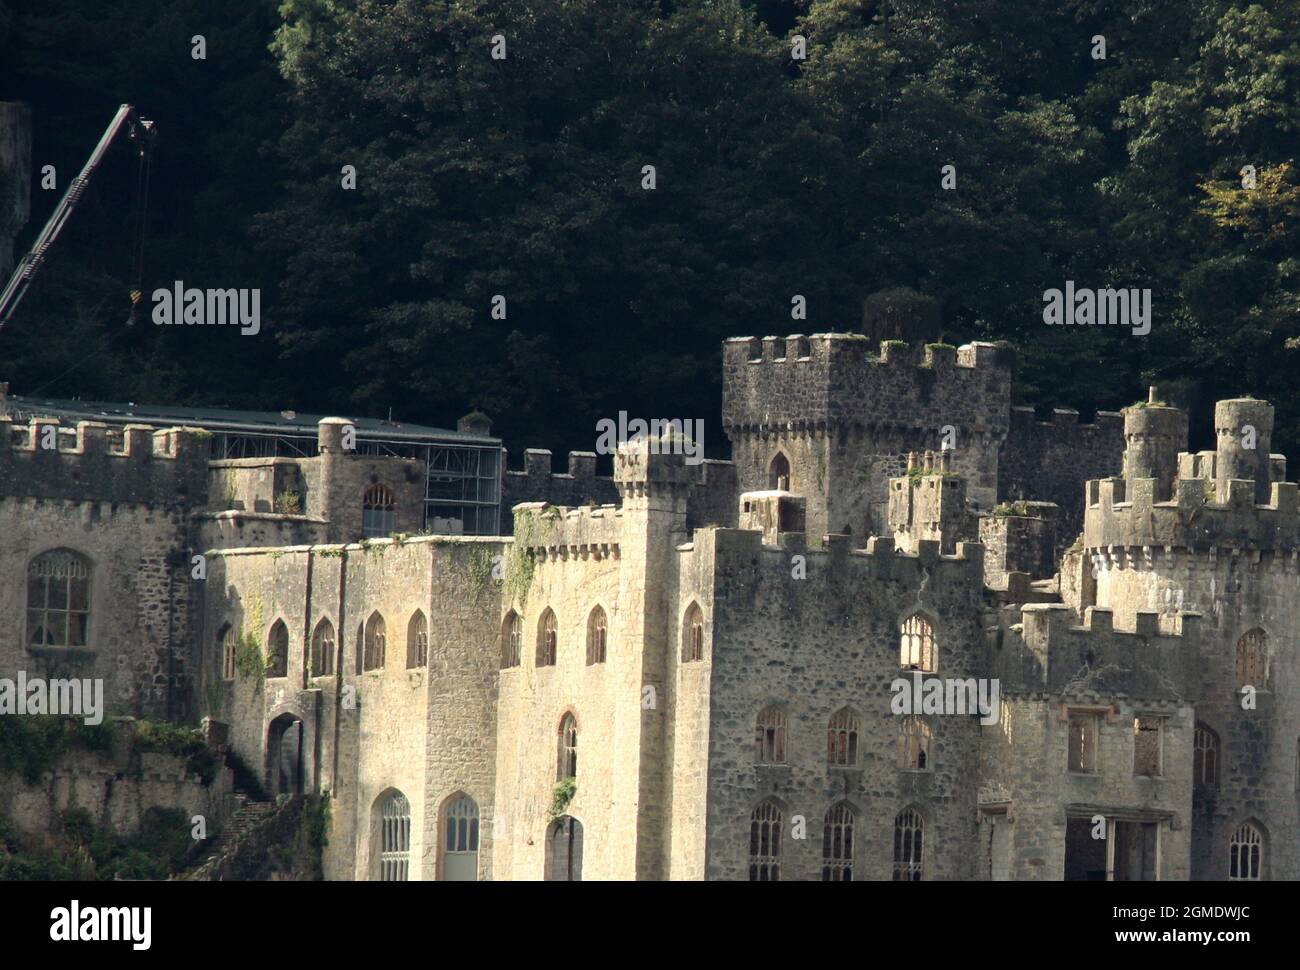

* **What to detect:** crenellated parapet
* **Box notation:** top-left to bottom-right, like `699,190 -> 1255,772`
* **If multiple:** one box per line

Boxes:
1084,398 -> 1300,555
510,502 -> 623,561
721,333 -> 1011,439
1084,476 -> 1300,553
0,416 -> 210,506
993,603 -> 1200,699
500,447 -> 620,532
887,449 -> 968,554
710,525 -> 984,578
505,448 -> 609,487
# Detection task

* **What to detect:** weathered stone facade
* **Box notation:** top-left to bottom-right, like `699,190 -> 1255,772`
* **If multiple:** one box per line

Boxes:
0,337 -> 1292,881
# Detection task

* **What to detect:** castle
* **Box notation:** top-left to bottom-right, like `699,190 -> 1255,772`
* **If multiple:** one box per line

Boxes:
0,334 -> 1292,881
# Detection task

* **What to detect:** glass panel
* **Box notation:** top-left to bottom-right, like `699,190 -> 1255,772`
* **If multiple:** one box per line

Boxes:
68,577 -> 89,611
48,577 -> 68,610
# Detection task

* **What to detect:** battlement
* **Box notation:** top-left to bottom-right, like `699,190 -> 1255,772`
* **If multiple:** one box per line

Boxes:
1008,404 -> 1124,434
995,603 -> 1199,698
510,502 -> 624,560
709,525 -> 983,574
506,448 -> 606,482
500,449 -> 620,531
1083,476 -> 1300,552
614,435 -> 705,496
888,450 -> 967,554
1084,398 -> 1298,552
721,334 -> 1012,436
0,417 -> 210,506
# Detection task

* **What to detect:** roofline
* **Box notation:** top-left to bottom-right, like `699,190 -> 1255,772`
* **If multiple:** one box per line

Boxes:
3,395 -> 501,447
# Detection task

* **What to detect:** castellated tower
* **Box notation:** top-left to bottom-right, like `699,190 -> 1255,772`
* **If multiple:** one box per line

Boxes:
611,435 -> 694,878
1080,396 -> 1299,880
0,416 -> 210,720
887,449 -> 967,555
492,434 -> 699,880
721,334 -> 1011,544
1122,388 -> 1188,501
1215,398 -> 1274,504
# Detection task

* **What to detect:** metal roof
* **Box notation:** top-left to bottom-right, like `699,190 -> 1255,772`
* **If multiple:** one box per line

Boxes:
3,394 -> 500,446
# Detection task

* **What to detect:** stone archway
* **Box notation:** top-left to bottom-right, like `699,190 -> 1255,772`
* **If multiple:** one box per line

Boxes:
266,712 -> 304,795
545,815 -> 583,881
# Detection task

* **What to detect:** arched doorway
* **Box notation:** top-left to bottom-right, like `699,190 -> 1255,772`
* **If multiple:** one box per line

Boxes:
441,793 -> 480,881
266,713 -> 304,795
545,815 -> 583,881
768,453 -> 791,491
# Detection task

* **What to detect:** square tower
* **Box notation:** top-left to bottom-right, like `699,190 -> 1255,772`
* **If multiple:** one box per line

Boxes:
722,334 -> 1011,542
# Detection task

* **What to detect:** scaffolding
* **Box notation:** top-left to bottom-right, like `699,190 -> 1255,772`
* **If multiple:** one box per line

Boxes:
4,395 -> 502,535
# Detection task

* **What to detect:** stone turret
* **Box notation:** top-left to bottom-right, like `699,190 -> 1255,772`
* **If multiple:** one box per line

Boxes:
1215,398 -> 1274,503
887,449 -> 966,555
1122,388 -> 1187,502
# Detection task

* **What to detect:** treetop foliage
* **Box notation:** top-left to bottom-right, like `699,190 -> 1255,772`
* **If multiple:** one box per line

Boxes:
0,0 -> 1296,458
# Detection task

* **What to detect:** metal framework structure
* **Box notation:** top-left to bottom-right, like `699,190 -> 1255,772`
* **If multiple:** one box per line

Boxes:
1,104 -> 156,330
3,395 -> 502,535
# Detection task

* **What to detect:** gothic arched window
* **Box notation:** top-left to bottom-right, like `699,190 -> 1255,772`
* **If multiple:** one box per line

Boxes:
586,606 -> 607,665
407,610 -> 428,668
364,612 -> 387,671
311,618 -> 336,677
893,808 -> 925,881
26,549 -> 90,648
682,602 -> 704,663
1235,628 -> 1267,689
537,608 -> 557,667
900,613 -> 937,672
558,713 -> 578,780
749,801 -> 783,881
827,708 -> 860,766
755,705 -> 787,764
501,611 -> 522,668
266,620 -> 289,679
362,484 -> 396,538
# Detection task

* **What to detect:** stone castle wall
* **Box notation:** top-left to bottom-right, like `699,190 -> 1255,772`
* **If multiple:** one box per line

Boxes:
0,419 -> 204,720
998,407 -> 1124,552
723,336 -> 1012,541
704,530 -> 987,880
202,536 -> 502,881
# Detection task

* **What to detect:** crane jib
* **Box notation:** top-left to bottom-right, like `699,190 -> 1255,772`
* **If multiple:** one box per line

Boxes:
0,104 -> 156,332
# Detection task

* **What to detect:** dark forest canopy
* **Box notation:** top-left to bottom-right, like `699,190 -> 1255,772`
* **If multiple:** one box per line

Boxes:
0,0 -> 1297,462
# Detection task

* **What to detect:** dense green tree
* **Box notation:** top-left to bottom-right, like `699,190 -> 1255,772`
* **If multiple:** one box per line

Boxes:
1097,2 -> 1300,449
258,0 -> 843,452
0,0 -> 1295,461
0,0 -> 286,407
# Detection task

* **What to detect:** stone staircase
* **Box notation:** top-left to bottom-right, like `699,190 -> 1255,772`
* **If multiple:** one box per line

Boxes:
180,786 -> 277,881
